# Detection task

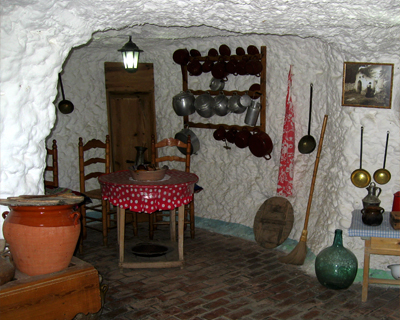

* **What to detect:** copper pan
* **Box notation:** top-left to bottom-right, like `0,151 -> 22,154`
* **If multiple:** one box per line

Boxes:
351,126 -> 371,188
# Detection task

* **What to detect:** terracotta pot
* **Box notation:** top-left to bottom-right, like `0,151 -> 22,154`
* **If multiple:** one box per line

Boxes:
235,59 -> 247,75
211,60 -> 228,80
248,129 -> 273,160
187,60 -> 202,76
202,59 -> 214,73
235,47 -> 246,56
226,57 -> 238,75
2,204 -> 81,276
219,44 -> 231,56
226,127 -> 238,143
190,49 -> 201,57
249,83 -> 262,99
246,59 -> 262,76
235,128 -> 251,149
173,49 -> 189,65
213,126 -> 226,141
208,48 -> 218,57
247,45 -> 260,55
361,206 -> 385,226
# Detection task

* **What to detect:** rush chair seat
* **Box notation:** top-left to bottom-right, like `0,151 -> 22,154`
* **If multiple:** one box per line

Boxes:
147,134 -> 195,240
44,139 -> 59,188
78,135 -> 116,249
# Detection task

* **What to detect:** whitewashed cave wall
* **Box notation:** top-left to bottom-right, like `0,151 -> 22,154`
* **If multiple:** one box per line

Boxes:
48,32 -> 400,273
1,0 -> 399,276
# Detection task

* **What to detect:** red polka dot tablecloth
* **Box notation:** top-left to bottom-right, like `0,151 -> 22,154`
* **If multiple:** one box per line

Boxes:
99,170 -> 199,214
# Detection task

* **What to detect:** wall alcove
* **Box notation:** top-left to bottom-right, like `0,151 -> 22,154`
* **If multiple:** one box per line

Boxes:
104,62 -> 156,171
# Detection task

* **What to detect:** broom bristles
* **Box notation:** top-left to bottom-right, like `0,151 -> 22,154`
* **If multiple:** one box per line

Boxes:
279,116 -> 328,266
278,240 -> 307,265
278,230 -> 308,265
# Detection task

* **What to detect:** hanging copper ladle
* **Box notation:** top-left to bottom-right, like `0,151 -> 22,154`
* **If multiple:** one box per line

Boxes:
351,126 -> 371,188
373,131 -> 391,185
58,73 -> 74,114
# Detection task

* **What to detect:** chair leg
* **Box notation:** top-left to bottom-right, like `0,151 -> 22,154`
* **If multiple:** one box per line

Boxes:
132,212 -> 138,236
79,217 -> 84,254
101,199 -> 108,246
183,206 -> 188,232
107,203 -> 112,228
81,206 -> 87,239
170,209 -> 176,242
149,213 -> 154,240
190,201 -> 195,239
78,237 -> 83,254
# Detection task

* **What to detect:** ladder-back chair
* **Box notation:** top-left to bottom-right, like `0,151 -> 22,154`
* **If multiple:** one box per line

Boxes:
148,134 -> 195,240
78,135 -> 115,248
45,139 -> 59,188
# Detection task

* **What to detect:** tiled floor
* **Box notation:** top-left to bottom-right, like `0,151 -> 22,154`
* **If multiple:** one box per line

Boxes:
77,223 -> 400,320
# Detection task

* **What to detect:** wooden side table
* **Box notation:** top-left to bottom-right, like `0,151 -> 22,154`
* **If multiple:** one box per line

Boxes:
361,236 -> 400,302
349,210 -> 400,302
0,257 -> 102,320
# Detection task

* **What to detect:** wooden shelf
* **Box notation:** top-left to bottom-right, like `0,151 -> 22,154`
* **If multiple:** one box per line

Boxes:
189,89 -> 262,98
184,121 -> 263,131
187,53 -> 263,62
181,46 -> 267,132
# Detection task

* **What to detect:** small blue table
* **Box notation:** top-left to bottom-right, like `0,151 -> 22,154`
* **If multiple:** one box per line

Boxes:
349,210 -> 400,302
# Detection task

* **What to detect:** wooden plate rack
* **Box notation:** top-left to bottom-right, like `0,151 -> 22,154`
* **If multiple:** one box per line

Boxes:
180,46 -> 267,132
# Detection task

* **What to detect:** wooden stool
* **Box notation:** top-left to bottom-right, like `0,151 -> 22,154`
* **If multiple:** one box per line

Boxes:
348,210 -> 400,302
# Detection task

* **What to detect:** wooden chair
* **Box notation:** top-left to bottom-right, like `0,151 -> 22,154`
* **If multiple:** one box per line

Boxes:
78,135 -> 116,248
148,134 -> 195,240
44,139 -> 59,188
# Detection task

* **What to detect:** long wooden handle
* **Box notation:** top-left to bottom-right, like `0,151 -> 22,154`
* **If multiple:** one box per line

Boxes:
303,114 -> 328,230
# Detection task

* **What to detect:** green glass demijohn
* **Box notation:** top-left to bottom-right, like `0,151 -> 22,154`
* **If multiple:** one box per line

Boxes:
315,229 -> 358,290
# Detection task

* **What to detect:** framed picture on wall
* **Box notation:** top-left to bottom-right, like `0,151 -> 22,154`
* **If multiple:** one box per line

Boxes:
342,62 -> 394,109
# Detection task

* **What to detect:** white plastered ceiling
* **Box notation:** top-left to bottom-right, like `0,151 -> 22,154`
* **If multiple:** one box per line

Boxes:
1,0 -> 399,274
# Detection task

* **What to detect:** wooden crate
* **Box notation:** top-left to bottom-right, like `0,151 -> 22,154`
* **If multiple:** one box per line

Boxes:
0,257 -> 101,320
390,211 -> 400,230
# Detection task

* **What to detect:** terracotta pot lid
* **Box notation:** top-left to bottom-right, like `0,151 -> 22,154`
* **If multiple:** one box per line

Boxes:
0,193 -> 84,206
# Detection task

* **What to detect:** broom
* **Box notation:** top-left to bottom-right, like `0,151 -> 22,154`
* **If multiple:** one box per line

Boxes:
279,114 -> 328,265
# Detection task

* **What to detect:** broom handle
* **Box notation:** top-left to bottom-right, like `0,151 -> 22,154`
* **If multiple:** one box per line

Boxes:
303,114 -> 328,231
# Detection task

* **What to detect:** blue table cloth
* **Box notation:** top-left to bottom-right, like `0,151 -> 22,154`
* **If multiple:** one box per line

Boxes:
349,210 -> 400,238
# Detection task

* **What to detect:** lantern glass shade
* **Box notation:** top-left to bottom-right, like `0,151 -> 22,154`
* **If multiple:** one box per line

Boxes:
118,36 -> 143,73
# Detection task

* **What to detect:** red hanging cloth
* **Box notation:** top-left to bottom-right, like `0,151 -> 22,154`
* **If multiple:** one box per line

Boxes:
277,66 -> 295,197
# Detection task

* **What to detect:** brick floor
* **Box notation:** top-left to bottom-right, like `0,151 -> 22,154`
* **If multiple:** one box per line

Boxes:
77,223 -> 400,320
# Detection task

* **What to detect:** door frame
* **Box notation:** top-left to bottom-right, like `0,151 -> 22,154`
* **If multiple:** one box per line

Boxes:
104,62 -> 157,171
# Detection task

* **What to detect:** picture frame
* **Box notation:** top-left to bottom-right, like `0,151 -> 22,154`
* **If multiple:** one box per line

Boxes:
342,62 -> 394,109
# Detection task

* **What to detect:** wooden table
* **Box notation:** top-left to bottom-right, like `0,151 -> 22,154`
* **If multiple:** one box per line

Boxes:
349,210 -> 400,302
0,257 -> 102,320
99,169 -> 198,269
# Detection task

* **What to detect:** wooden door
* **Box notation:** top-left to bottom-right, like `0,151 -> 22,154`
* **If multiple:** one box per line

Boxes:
104,62 -> 156,171
108,92 -> 155,170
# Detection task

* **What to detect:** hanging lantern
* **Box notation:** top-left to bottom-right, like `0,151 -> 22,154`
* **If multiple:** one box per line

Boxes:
118,36 -> 143,73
